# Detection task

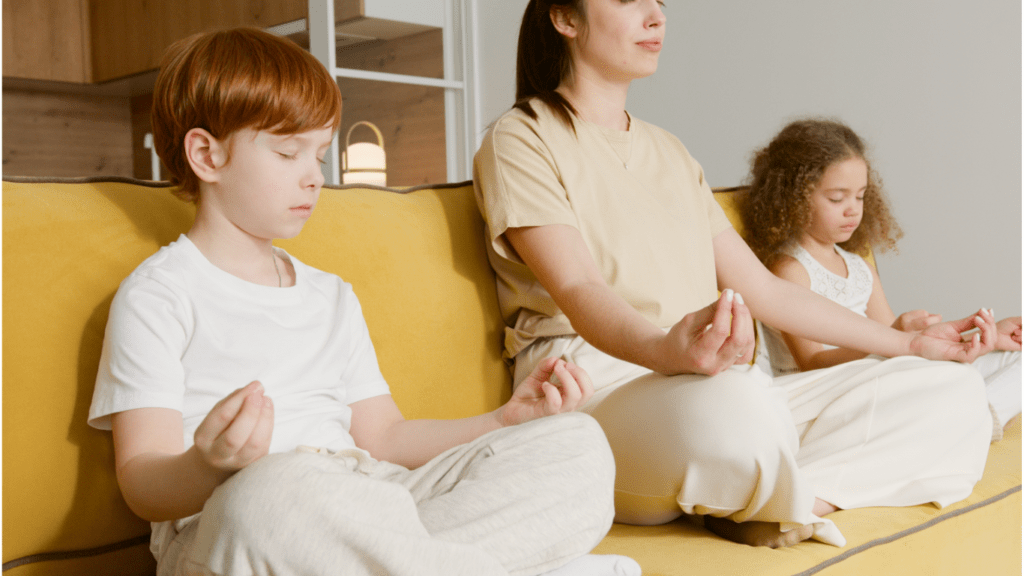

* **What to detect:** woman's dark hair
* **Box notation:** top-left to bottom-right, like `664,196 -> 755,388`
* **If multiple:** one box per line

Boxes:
513,0 -> 585,130
739,118 -> 902,267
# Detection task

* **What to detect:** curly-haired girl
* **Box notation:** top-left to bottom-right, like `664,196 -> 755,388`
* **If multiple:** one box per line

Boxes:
741,118 -> 1021,437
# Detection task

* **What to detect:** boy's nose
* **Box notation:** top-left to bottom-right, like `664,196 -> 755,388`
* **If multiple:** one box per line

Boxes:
306,162 -> 325,189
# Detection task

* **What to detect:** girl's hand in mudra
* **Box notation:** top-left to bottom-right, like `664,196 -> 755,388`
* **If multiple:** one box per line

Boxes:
995,315 -> 1022,351
659,289 -> 755,376
892,309 -> 942,332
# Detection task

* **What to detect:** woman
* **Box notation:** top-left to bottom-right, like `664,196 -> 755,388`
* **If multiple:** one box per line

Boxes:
473,0 -> 999,549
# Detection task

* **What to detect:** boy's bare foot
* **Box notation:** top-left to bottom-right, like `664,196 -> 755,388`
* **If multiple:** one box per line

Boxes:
704,516 -> 815,548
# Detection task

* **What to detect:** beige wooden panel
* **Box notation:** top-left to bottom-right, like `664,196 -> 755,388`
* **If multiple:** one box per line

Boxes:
335,0 -> 365,22
2,0 -> 91,83
89,0 -> 309,82
2,89 -> 133,177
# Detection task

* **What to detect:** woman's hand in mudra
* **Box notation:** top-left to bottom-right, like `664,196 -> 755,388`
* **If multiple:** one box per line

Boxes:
658,289 -> 755,376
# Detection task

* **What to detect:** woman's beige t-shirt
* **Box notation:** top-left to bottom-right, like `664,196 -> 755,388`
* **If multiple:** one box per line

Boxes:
473,102 -> 732,361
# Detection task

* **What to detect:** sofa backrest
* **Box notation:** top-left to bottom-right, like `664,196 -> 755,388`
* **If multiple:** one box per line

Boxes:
1,178 -> 510,573
2,177 -> 813,573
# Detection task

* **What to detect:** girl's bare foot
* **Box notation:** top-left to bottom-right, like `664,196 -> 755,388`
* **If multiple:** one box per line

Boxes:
704,517 -> 815,548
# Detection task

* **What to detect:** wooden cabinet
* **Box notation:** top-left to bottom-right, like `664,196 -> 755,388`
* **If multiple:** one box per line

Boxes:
88,0 -> 308,82
2,0 -> 444,84
2,0 -> 92,83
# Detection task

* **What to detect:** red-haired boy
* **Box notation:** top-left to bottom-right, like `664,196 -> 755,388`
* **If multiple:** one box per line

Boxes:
87,27 -> 635,576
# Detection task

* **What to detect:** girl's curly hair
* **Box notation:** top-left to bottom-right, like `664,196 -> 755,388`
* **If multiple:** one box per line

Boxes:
739,118 -> 903,267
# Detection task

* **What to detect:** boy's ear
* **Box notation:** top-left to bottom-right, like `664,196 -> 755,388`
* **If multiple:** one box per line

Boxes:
549,5 -> 579,39
183,128 -> 228,184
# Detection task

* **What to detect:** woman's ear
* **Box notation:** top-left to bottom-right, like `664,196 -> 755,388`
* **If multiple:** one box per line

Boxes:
183,127 -> 227,184
549,5 -> 580,39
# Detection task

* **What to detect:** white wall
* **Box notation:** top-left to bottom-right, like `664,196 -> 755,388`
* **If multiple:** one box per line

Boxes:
473,0 -> 1022,319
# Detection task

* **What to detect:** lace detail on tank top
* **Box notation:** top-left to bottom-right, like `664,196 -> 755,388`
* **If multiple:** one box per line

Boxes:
786,244 -> 873,316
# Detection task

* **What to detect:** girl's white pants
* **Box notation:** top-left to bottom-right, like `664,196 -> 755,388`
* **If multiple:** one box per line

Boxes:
972,350 -> 1022,440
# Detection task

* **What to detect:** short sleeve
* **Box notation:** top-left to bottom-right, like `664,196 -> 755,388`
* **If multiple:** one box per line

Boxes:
88,274 -> 190,430
338,292 -> 391,405
474,112 -> 580,258
688,151 -> 733,237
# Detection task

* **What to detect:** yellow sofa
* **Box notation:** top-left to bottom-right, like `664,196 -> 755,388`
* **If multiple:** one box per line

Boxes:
3,177 -> 1020,576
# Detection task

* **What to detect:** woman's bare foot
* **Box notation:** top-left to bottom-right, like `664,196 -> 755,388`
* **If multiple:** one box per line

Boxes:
703,517 -> 815,548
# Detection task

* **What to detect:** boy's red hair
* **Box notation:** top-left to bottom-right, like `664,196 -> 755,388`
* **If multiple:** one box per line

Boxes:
151,27 -> 342,203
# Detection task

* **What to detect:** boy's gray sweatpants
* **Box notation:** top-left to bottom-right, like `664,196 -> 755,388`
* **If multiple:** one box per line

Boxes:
157,412 -> 615,576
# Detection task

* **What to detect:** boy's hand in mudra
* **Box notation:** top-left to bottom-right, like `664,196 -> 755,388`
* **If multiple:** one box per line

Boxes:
497,357 -> 594,426
194,380 -> 275,474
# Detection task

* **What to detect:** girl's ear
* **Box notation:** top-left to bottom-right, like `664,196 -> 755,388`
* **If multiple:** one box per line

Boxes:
549,5 -> 580,39
183,127 -> 227,184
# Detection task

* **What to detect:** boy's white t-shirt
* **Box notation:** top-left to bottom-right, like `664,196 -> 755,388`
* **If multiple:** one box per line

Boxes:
88,234 -> 391,456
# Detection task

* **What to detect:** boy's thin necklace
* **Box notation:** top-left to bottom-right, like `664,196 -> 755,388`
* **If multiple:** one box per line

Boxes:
271,249 -> 282,287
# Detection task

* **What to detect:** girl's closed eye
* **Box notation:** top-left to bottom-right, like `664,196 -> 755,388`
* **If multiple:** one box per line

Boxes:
277,152 -> 297,160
